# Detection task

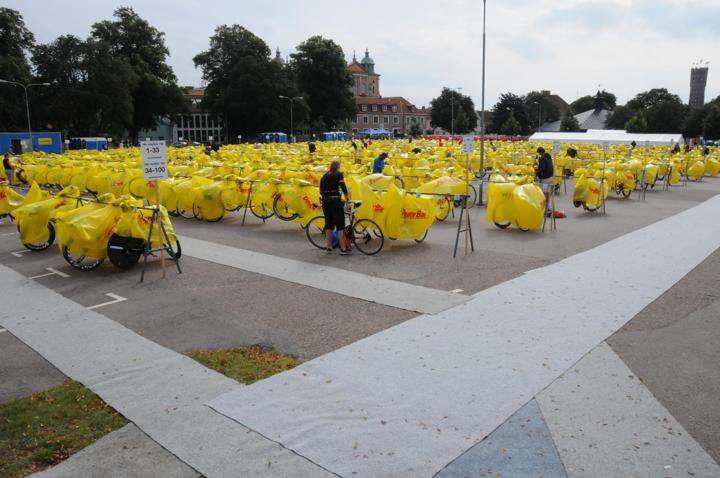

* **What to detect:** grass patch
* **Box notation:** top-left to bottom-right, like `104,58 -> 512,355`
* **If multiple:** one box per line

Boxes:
0,380 -> 127,478
188,345 -> 298,384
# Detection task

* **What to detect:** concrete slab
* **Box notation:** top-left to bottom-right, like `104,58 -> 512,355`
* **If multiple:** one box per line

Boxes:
208,195 -> 720,477
178,234 -> 469,314
436,399 -> 568,478
608,248 -> 720,463
537,343 -> 720,478
31,424 -> 200,478
0,265 -> 332,478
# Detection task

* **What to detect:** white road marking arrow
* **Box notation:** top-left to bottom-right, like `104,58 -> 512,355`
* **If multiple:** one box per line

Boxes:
30,267 -> 71,279
88,293 -> 128,311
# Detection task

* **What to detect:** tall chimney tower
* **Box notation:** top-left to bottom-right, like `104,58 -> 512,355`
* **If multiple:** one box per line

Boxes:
689,64 -> 709,107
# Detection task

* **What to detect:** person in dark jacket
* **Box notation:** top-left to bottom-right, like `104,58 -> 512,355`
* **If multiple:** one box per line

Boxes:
319,161 -> 351,255
372,152 -> 388,174
536,147 -> 554,215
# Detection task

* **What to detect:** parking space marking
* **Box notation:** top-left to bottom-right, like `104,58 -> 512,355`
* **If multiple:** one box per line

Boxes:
10,249 -> 30,258
450,288 -> 464,294
87,293 -> 128,310
29,267 -> 71,279
0,328 -> 6,334
1,231 -> 18,236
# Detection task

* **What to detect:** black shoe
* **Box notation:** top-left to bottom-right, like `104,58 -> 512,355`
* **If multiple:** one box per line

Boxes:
340,249 -> 352,256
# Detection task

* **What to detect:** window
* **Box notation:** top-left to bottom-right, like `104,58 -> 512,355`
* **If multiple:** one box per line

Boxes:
373,116 -> 379,124
363,116 -> 369,124
382,105 -> 387,112
392,105 -> 397,113
361,104 -> 367,112
383,116 -> 389,124
393,116 -> 399,124
372,105 -> 378,112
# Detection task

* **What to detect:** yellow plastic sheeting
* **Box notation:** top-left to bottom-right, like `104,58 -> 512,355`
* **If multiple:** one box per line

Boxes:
688,161 -> 705,181
486,182 -> 545,230
114,205 -> 178,249
415,176 -> 468,196
56,202 -> 123,259
13,185 -> 80,245
573,174 -> 608,209
0,184 -> 25,215
382,184 -> 436,240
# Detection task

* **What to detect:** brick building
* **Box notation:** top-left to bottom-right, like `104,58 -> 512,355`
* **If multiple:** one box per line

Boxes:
348,49 -> 432,135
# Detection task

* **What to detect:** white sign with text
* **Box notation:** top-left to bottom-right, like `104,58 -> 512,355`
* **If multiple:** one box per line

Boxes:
462,136 -> 475,154
140,141 -> 168,181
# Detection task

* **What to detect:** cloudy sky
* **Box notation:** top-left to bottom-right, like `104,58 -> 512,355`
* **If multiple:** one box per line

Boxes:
8,0 -> 720,109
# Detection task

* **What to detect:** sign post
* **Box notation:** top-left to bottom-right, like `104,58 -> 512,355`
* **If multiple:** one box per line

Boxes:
140,141 -> 179,281
453,135 -> 476,258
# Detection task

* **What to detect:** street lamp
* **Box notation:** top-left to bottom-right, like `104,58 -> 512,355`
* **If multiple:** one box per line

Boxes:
0,79 -> 51,152
478,0 -> 487,205
443,86 -> 462,137
533,101 -> 542,131
278,95 -> 303,143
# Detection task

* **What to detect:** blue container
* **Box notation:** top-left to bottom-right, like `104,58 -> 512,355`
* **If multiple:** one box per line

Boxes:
258,132 -> 288,144
0,132 -> 62,154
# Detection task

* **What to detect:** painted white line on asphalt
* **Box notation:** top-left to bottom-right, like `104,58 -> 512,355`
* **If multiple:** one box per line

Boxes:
0,328 -> 6,334
29,267 -> 71,279
10,249 -> 29,257
178,235 -> 468,314
1,231 -> 18,236
208,195 -> 720,478
0,265 -> 331,477
450,288 -> 464,294
537,343 -> 720,477
87,293 -> 128,310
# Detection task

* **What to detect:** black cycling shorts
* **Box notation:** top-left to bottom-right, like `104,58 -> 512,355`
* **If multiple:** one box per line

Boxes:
322,197 -> 345,231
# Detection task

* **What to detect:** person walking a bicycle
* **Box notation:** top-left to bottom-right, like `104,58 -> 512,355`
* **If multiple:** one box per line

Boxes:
320,160 -> 351,255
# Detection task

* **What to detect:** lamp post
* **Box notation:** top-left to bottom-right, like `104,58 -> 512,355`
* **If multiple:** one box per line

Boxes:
444,86 -> 462,137
533,101 -> 542,131
278,95 -> 303,143
0,80 -> 51,152
478,0 -> 487,205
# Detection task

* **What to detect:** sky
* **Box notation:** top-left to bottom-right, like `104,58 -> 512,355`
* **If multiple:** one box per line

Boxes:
7,0 -> 720,110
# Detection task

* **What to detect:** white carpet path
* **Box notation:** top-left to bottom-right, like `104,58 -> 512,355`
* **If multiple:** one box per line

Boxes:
208,195 -> 720,477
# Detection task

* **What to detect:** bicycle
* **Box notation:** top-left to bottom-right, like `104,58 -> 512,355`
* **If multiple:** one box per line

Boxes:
306,200 -> 384,255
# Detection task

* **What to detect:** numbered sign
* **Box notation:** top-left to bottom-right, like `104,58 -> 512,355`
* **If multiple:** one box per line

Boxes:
140,140 -> 168,181
462,135 -> 475,154
602,141 -> 609,153
552,141 -> 560,155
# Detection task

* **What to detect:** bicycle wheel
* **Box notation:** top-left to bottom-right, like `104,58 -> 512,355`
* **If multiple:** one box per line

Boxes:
249,199 -> 274,220
62,246 -> 103,271
436,199 -> 451,221
273,194 -> 298,221
23,223 -> 55,251
107,234 -> 144,269
352,219 -> 384,255
177,207 -> 194,219
193,201 -> 225,222
414,229 -> 429,243
305,216 -> 327,250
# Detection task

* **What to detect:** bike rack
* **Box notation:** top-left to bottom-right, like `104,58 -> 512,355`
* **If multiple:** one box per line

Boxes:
140,205 -> 182,282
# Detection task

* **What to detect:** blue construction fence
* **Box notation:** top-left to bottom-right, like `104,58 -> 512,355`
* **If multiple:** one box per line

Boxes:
0,132 -> 63,154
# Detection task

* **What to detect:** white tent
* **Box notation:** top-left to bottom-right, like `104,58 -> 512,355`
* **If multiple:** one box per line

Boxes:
529,129 -> 684,146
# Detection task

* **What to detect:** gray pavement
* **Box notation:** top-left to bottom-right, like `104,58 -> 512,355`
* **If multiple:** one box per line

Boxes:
1,178 -> 720,476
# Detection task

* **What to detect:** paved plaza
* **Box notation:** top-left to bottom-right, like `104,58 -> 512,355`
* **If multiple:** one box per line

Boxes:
2,179 -> 720,477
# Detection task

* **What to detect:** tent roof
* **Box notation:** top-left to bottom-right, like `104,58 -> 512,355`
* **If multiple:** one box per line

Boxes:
529,129 -> 684,146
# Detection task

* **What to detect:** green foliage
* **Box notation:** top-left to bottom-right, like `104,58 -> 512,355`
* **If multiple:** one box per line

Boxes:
291,36 -> 355,131
430,88 -> 478,134
500,112 -> 522,136
194,25 -> 299,139
408,120 -> 422,137
703,104 -> 720,139
523,91 -> 560,130
0,380 -> 127,478
32,35 -> 136,137
0,7 -> 35,131
560,112 -> 581,132
570,90 -> 616,113
188,346 -> 298,384
90,7 -> 185,139
625,112 -> 648,133
490,93 -> 530,135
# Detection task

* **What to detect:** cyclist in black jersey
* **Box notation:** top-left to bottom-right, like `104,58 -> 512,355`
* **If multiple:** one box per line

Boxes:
319,161 -> 351,254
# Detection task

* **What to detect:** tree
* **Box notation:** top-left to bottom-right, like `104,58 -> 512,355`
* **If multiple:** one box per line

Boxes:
523,91 -> 560,130
703,104 -> 720,140
408,120 -> 422,137
0,7 -> 35,131
606,105 -> 632,130
625,112 -> 648,133
291,36 -> 355,131
91,7 -> 185,141
683,106 -> 710,138
608,88 -> 687,133
32,35 -> 136,137
194,25 -> 299,139
560,111 -> 581,132
430,88 -> 477,134
570,90 -> 616,113
500,112 -> 522,136
490,93 -> 530,135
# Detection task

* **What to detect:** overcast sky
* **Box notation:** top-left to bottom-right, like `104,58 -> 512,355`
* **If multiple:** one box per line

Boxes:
8,0 -> 720,109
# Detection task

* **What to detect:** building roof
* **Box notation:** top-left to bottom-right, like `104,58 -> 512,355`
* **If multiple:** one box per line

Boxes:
354,96 -> 431,115
539,108 -> 611,132
182,87 -> 205,99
